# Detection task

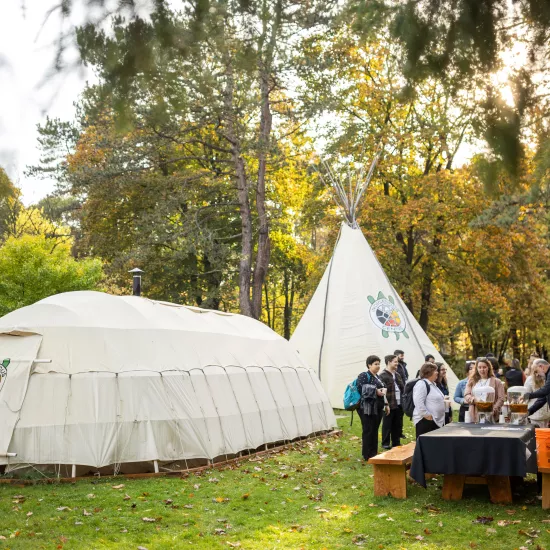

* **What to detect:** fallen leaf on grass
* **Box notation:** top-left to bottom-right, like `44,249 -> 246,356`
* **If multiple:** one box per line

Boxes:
505,509 -> 516,515
26,512 -> 33,517
486,528 -> 496,534
183,504 -> 193,509
112,484 -> 125,489
316,508 -> 329,513
226,543 -> 241,548
377,513 -> 387,518
386,517 -> 394,522
75,521 -> 83,525
415,535 -> 424,541
473,516 -> 493,524
164,499 -> 173,505
518,529 -> 539,538
497,520 -> 521,527
214,528 -> 226,535
82,510 -> 92,517
241,493 -> 250,500
290,525 -> 304,532
123,494 -> 131,501
413,508 -> 422,514
424,504 -> 441,513
142,517 -> 157,523
541,520 -> 550,523
56,507 -> 71,512
424,528 -> 431,535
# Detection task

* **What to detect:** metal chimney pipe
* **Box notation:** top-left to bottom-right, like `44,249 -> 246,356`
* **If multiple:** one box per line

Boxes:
128,268 -> 144,296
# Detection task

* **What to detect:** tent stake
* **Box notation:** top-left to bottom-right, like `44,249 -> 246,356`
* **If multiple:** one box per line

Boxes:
71,465 -> 76,478
153,460 -> 159,473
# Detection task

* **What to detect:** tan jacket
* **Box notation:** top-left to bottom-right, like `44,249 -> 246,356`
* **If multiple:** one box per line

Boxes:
464,376 -> 505,422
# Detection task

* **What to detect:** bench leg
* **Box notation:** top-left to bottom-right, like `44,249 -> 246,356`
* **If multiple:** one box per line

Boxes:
373,464 -> 407,499
542,473 -> 550,510
442,474 -> 465,500
487,475 -> 512,504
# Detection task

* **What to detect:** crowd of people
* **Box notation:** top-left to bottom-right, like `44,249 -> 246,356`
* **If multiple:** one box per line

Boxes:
356,350 -> 550,462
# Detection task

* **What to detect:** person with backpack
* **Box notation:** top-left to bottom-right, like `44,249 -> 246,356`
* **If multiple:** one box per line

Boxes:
379,354 -> 405,450
356,355 -> 389,460
412,362 -> 446,438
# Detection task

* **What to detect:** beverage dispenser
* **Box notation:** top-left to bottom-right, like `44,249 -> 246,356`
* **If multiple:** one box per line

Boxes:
507,386 -> 529,425
473,385 -> 495,423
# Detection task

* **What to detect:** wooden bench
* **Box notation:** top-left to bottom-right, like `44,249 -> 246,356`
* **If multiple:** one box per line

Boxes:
539,467 -> 550,510
368,442 -> 416,499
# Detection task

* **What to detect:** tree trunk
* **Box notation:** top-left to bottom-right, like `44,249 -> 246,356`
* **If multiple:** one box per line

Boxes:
264,282 -> 271,328
510,327 -> 520,359
251,59 -> 272,319
223,57 -> 253,317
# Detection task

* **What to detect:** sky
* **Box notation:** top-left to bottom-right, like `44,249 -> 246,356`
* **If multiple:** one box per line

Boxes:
0,1 -> 95,205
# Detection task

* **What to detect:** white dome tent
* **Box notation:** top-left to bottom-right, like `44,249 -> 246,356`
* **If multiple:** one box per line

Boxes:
0,291 -> 335,476
290,153 -> 460,409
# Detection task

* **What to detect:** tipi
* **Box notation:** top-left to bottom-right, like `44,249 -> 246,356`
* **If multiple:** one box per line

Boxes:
0,291 -> 335,475
290,156 -> 459,409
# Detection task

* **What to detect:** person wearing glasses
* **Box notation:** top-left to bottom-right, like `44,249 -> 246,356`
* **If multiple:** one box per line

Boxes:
436,363 -> 452,424
464,357 -> 505,422
454,361 -> 475,422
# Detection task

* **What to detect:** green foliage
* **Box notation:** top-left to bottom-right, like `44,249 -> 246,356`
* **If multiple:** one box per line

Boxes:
0,234 -> 103,316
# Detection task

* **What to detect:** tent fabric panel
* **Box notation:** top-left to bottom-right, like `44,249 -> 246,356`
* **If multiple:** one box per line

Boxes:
0,334 -> 42,454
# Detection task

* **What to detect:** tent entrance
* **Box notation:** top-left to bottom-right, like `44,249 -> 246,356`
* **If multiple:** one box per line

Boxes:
0,333 -> 43,458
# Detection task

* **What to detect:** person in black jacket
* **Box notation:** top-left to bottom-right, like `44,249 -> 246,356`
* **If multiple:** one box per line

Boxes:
357,355 -> 389,460
394,349 -> 408,439
526,359 -> 550,415
504,358 -> 525,389
394,349 -> 409,382
380,354 -> 405,449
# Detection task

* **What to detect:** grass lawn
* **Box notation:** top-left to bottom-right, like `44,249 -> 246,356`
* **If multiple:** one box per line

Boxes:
0,414 -> 549,549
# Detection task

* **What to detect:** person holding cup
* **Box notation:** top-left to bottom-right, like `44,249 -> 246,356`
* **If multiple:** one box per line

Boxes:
356,355 -> 389,460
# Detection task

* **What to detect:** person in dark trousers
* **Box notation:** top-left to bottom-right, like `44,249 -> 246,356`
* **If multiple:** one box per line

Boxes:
413,362 -> 446,438
504,358 -> 526,389
379,354 -> 405,449
356,355 -> 390,460
394,349 -> 408,438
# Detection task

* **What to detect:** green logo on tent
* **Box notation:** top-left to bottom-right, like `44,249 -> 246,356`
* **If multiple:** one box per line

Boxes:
367,292 -> 409,340
0,358 -> 9,391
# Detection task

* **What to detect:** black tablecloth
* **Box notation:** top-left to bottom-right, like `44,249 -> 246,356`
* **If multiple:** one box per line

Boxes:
410,423 -> 537,488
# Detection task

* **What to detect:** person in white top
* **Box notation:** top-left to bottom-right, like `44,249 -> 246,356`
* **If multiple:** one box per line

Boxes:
413,362 -> 446,438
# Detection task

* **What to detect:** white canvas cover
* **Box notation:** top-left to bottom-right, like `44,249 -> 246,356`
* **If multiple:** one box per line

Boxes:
291,223 -> 460,408
0,292 -> 335,471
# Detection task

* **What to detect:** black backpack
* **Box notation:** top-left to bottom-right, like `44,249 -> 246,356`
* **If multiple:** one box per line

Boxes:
402,378 -> 430,418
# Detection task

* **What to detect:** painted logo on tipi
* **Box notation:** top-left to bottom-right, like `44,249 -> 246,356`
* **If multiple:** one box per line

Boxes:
0,359 -> 10,392
367,292 -> 409,340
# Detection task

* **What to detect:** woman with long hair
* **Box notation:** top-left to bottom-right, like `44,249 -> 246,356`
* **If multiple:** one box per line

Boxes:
525,366 -> 550,428
464,358 -> 505,422
436,363 -> 452,424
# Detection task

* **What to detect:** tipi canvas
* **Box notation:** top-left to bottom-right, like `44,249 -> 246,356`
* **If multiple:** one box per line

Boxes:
0,291 -> 336,475
291,224 -> 459,408
290,154 -> 459,409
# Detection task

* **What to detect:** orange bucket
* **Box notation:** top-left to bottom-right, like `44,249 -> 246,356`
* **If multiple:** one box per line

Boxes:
536,428 -> 550,469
